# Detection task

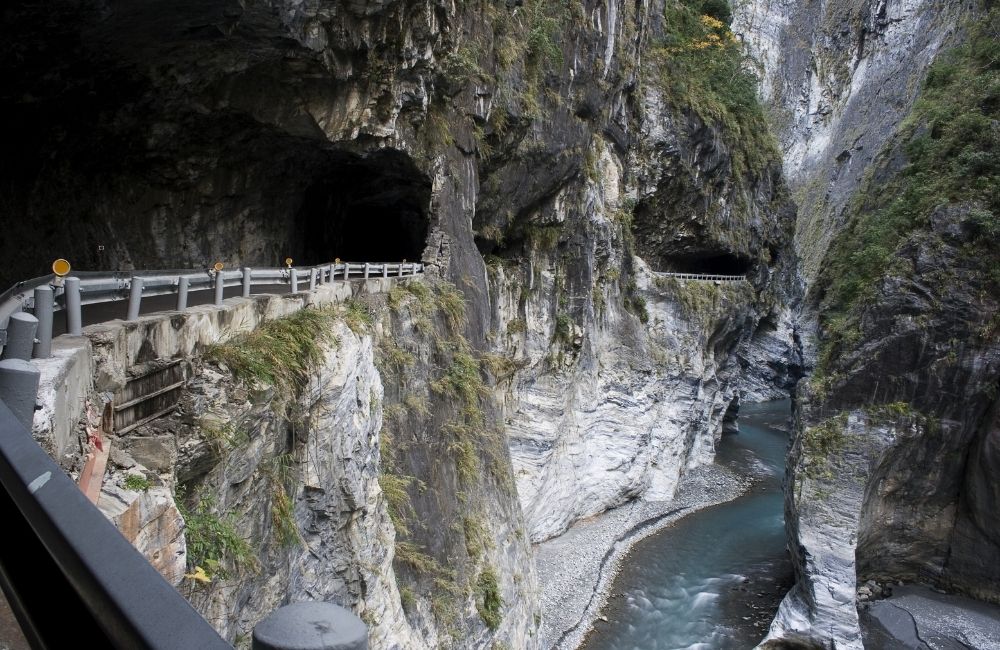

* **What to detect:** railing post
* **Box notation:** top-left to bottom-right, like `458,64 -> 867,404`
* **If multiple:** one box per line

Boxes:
33,286 -> 54,359
0,358 -> 41,431
329,264 -> 335,281
382,264 -> 388,279
242,268 -> 252,298
252,602 -> 367,650
64,276 -> 82,336
214,272 -> 225,306
363,263 -> 370,280
309,268 -> 317,291
1,313 -> 39,361
176,277 -> 189,311
127,277 -> 143,320
290,268 -> 299,293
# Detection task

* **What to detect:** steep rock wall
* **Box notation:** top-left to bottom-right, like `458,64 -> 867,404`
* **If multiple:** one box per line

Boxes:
733,2 -> 1000,646
733,0 -> 974,282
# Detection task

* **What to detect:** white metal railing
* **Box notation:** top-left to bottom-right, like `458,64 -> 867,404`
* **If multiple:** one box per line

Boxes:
654,272 -> 747,282
0,261 -> 423,359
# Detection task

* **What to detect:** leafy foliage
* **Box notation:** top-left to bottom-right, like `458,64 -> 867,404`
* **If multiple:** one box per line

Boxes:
178,492 -> 257,579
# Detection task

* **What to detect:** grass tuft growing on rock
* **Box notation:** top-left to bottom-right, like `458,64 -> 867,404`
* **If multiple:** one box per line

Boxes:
476,567 -> 504,631
204,307 -> 336,395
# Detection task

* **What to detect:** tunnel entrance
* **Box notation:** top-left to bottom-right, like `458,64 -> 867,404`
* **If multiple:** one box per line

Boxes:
296,149 -> 431,265
660,253 -> 751,276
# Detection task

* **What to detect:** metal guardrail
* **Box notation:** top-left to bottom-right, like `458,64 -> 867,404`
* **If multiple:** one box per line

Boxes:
0,397 -> 232,649
654,272 -> 747,282
0,261 -> 423,359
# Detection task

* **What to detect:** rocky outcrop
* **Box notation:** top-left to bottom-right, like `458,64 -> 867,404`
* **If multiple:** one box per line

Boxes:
733,0 -> 972,283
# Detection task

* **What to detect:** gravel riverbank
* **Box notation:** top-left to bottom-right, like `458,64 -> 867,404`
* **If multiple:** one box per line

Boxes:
534,463 -> 753,649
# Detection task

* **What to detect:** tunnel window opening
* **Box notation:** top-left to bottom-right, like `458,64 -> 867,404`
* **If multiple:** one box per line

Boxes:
296,150 -> 431,265
660,253 -> 751,276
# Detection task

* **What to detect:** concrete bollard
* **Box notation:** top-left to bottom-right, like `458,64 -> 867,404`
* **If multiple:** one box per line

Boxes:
0,359 -> 41,431
252,602 -> 367,650
32,286 -> 54,359
290,268 -> 299,293
177,277 -> 189,311
1,313 -> 39,361
214,272 -> 225,306
309,268 -> 317,291
65,276 -> 82,336
127,277 -> 143,321
243,268 -> 252,298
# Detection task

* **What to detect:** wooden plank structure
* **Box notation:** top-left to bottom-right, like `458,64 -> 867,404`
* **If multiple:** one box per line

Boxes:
114,359 -> 188,434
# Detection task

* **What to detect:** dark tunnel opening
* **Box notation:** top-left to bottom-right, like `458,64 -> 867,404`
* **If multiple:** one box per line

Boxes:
660,253 -> 752,276
295,150 -> 431,265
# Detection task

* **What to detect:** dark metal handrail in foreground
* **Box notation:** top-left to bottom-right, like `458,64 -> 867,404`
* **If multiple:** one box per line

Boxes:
0,398 -> 231,649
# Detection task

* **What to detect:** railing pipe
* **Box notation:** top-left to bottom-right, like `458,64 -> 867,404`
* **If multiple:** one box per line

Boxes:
32,286 -> 54,359
0,399 -> 233,649
1,313 -> 38,362
64,277 -> 82,336
242,268 -> 252,298
176,277 -> 189,311
127,277 -> 143,320
0,359 -> 40,430
213,272 -> 224,306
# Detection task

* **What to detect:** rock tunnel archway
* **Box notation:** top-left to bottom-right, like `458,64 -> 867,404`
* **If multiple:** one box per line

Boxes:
295,150 -> 431,265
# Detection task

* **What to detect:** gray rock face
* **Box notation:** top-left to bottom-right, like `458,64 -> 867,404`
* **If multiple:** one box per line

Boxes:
733,0 -> 972,283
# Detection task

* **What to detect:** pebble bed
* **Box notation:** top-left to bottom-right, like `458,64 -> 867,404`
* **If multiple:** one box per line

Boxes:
534,464 -> 753,650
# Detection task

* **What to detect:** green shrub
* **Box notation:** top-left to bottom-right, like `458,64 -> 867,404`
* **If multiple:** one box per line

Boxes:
178,492 -> 257,579
476,568 -> 504,630
123,474 -> 150,492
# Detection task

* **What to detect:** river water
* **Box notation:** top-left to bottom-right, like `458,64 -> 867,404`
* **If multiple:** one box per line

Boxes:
581,400 -> 793,650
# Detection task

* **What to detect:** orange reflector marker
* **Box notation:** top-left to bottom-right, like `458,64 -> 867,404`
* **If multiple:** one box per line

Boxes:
213,262 -> 224,272
52,258 -> 71,276
285,257 -> 294,268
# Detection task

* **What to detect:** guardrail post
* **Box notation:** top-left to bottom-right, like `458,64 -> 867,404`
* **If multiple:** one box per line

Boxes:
1,313 -> 39,361
363,263 -> 370,280
127,277 -> 143,320
214,272 -> 225,306
0,358 -> 41,431
252,602 -> 367,650
65,276 -> 82,336
33,286 -> 54,359
329,264 -> 335,281
290,268 -> 299,293
309,268 -> 317,291
177,277 -> 189,311
242,268 -> 252,298
382,264 -> 388,279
